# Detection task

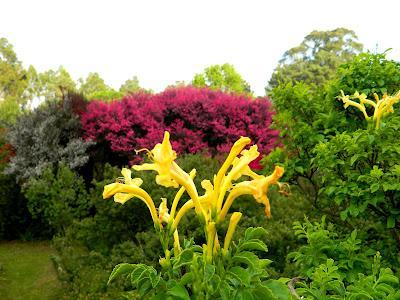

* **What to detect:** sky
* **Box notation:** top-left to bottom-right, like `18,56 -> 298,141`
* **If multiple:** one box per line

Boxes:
1,0 -> 400,96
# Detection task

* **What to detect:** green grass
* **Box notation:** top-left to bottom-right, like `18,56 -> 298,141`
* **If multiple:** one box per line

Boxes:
0,241 -> 62,300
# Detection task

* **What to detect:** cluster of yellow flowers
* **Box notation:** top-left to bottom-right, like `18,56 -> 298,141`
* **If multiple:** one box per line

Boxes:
338,90 -> 400,128
103,132 -> 284,262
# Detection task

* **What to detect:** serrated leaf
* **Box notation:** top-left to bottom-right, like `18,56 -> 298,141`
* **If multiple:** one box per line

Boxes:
204,264 -> 215,282
233,288 -> 255,300
232,251 -> 259,269
167,283 -> 190,300
263,280 -> 292,300
180,272 -> 193,286
227,266 -> 251,286
253,285 -> 276,300
173,249 -> 194,270
107,263 -> 135,285
238,239 -> 268,252
244,227 -> 267,240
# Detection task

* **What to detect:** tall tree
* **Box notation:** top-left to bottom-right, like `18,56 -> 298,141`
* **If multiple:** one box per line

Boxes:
268,28 -> 363,90
120,76 -> 141,94
0,37 -> 30,124
38,66 -> 77,100
192,63 -> 252,95
78,72 -> 109,98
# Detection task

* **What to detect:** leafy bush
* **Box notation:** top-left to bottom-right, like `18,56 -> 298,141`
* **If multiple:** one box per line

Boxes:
263,82 -> 346,203
5,93 -> 93,183
295,254 -> 400,299
313,116 -> 400,252
288,216 -> 375,283
81,86 -> 278,164
332,52 -> 400,99
23,165 -> 89,236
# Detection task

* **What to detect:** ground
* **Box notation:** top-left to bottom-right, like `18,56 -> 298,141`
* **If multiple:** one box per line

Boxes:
0,241 -> 62,300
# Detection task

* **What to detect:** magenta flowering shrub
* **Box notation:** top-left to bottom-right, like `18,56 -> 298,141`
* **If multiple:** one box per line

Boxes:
81,86 -> 278,162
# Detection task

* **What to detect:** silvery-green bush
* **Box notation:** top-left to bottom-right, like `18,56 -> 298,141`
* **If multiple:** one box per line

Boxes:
5,93 -> 93,183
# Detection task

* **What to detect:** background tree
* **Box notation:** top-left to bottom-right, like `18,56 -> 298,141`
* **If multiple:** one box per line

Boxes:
0,37 -> 30,124
268,28 -> 363,90
119,75 -> 142,94
38,66 -> 77,101
192,63 -> 252,95
79,72 -> 123,101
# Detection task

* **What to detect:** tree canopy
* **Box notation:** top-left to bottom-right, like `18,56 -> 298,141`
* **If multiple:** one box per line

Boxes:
268,28 -> 363,90
192,63 -> 252,95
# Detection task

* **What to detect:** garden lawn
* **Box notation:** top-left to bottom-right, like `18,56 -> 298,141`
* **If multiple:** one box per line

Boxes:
0,241 -> 62,300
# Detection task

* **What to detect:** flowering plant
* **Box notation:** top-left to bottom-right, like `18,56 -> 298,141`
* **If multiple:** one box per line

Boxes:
103,132 -> 292,299
338,90 -> 400,129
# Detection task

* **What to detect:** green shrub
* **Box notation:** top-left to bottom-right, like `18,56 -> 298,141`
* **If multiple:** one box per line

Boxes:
295,253 -> 400,299
263,82 -> 347,204
23,165 -> 89,236
314,116 -> 400,250
5,94 -> 93,183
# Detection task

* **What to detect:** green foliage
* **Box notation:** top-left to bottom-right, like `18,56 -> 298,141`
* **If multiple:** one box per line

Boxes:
89,89 -> 124,101
263,82 -> 346,202
314,117 -> 400,235
268,28 -> 362,89
332,52 -> 400,99
296,253 -> 400,299
5,94 -> 93,183
192,63 -> 252,95
120,76 -> 143,94
0,37 -> 32,125
288,216 -> 375,283
23,165 -> 89,236
108,227 -> 292,299
37,66 -> 77,101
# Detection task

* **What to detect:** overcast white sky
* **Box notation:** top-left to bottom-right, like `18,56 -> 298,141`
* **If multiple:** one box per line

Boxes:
1,0 -> 400,96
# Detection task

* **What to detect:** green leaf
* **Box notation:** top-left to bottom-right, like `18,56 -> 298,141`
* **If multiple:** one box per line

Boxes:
173,249 -> 194,270
370,183 -> 380,193
179,272 -> 193,286
204,264 -> 216,282
232,251 -> 259,269
244,227 -> 267,240
253,285 -> 276,300
387,216 -> 396,229
233,289 -> 255,300
107,263 -> 135,285
167,283 -> 190,300
130,265 -> 149,286
227,266 -> 251,286
263,280 -> 292,300
238,239 -> 268,252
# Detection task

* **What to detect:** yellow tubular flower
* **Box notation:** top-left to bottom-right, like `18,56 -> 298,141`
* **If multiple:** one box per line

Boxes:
216,145 -> 260,211
206,222 -> 216,262
213,234 -> 220,256
133,132 -> 205,218
214,137 -> 251,191
219,166 -> 284,220
173,229 -> 181,254
223,212 -> 242,253
158,198 -> 170,225
103,182 -> 158,226
170,169 -> 196,219
132,132 -> 179,188
171,200 -> 195,232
